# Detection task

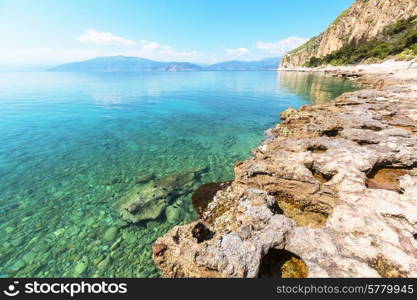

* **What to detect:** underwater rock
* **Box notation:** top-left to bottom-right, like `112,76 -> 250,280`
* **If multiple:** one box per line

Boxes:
119,169 -> 206,224
97,256 -> 112,272
74,256 -> 89,276
84,217 -> 95,226
123,232 -> 138,244
8,259 -> 25,274
4,227 -> 14,234
153,78 -> 417,278
165,205 -> 181,224
22,252 -> 36,264
146,221 -> 160,229
103,226 -> 119,242
135,174 -> 155,184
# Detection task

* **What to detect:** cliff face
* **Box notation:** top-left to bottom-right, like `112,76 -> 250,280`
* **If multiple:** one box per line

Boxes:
280,0 -> 417,68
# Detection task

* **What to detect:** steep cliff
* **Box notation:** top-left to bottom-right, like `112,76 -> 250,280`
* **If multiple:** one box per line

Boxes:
280,0 -> 417,68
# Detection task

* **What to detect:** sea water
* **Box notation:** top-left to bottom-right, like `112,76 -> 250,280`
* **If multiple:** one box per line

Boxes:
0,71 -> 358,277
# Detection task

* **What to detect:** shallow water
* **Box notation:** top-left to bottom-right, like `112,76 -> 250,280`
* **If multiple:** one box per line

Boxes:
0,71 -> 358,277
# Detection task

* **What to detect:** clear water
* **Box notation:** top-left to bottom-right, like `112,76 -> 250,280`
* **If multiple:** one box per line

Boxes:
0,71 -> 358,277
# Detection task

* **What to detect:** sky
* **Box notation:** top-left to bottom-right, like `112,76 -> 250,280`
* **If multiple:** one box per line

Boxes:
0,0 -> 355,66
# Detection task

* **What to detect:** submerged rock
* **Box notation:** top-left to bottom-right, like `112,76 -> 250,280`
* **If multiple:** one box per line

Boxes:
97,256 -> 112,272
119,169 -> 206,224
165,205 -> 181,224
73,256 -> 89,276
191,181 -> 231,216
135,174 -> 155,184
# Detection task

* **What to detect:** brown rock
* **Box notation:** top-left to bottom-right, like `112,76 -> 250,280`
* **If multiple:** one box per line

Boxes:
152,243 -> 168,257
191,182 -> 231,216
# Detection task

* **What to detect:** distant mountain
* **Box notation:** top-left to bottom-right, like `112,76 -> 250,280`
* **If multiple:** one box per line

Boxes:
205,57 -> 281,71
49,56 -> 282,72
49,56 -> 203,72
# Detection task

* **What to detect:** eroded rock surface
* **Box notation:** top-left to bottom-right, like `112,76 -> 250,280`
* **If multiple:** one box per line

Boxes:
153,82 -> 417,278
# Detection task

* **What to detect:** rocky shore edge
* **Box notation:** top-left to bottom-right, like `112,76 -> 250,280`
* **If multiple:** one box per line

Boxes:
152,64 -> 417,278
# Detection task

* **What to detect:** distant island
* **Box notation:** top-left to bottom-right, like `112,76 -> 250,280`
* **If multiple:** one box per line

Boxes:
49,56 -> 281,72
203,57 -> 281,71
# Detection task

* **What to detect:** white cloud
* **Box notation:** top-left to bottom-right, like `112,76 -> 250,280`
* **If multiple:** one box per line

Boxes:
225,47 -> 253,56
138,39 -> 202,60
77,29 -> 136,46
255,37 -> 308,56
140,40 -> 160,51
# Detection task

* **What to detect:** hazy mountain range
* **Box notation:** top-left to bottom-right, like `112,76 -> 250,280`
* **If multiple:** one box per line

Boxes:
49,56 -> 281,72
204,57 -> 281,71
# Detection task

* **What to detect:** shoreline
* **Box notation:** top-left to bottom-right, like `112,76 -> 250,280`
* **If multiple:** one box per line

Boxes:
277,59 -> 417,83
152,62 -> 417,277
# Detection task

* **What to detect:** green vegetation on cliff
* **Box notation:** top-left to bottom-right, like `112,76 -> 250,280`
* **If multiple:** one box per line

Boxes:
288,34 -> 322,55
305,15 -> 417,67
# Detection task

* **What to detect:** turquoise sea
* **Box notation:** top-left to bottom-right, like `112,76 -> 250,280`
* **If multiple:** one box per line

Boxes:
0,71 -> 358,277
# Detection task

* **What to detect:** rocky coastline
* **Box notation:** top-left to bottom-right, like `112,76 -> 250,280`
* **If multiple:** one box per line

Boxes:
152,66 -> 417,278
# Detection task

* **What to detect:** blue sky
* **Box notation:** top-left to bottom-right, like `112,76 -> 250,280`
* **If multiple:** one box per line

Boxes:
0,0 -> 355,65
